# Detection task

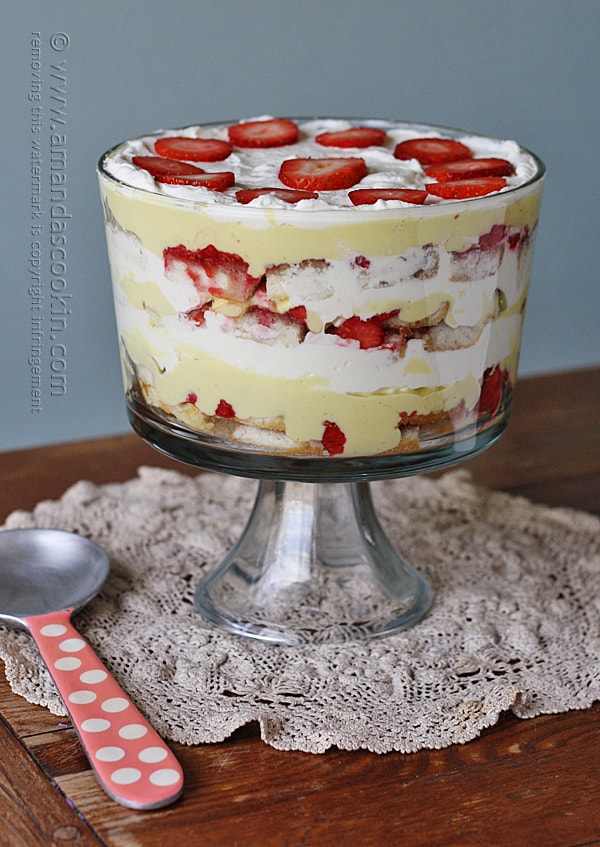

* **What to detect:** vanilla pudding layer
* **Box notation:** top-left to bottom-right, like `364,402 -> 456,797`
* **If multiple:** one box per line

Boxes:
98,120 -> 543,458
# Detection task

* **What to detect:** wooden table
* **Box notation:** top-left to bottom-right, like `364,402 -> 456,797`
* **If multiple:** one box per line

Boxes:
1,367 -> 599,847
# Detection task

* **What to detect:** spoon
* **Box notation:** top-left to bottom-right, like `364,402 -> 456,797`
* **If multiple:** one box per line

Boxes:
0,528 -> 183,809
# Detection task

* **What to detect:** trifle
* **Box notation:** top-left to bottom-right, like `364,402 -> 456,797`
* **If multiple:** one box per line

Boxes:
98,117 -> 543,472
98,118 -> 544,642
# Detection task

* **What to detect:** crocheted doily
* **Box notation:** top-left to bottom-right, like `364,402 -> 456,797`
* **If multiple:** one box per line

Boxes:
1,467 -> 598,754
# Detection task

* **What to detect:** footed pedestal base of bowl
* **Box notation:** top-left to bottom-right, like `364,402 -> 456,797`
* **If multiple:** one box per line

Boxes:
129,401 -> 511,644
194,480 -> 432,645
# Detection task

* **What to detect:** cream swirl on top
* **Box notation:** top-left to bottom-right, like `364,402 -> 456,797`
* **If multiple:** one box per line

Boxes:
102,117 -> 539,210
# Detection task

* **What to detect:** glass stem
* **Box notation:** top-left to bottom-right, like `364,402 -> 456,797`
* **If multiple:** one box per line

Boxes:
195,480 -> 432,644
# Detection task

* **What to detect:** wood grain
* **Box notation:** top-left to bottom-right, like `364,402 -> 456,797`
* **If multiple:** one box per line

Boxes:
1,368 -> 599,847
0,715 -> 104,846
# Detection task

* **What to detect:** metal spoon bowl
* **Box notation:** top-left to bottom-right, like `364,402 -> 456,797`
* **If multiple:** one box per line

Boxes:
0,528 -> 183,809
0,528 -> 109,622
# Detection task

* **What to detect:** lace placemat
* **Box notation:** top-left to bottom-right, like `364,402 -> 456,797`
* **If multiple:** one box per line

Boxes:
1,467 -> 598,754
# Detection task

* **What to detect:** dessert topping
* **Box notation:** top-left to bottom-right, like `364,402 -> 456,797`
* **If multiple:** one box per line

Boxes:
279,157 -> 368,191
228,118 -> 299,148
316,127 -> 387,148
132,156 -> 205,178
235,187 -> 318,204
394,137 -> 472,165
425,158 -> 514,181
154,136 -> 233,162
426,178 -> 507,199
349,188 -> 428,205
155,171 -> 236,189
132,155 -> 234,189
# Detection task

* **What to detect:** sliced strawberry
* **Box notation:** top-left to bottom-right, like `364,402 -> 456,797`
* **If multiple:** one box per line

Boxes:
322,421 -> 346,456
251,307 -> 276,328
164,244 -> 261,303
477,366 -> 506,417
507,226 -> 529,251
132,155 -> 205,178
215,399 -> 236,418
425,158 -> 514,181
333,315 -> 385,349
228,118 -> 299,148
426,177 -> 507,199
155,171 -> 235,190
185,304 -> 209,325
279,157 -> 367,191
155,136 -> 233,162
393,137 -> 472,165
287,305 -> 307,322
349,188 -> 428,206
477,223 -> 508,251
235,187 -> 318,205
316,127 -> 387,148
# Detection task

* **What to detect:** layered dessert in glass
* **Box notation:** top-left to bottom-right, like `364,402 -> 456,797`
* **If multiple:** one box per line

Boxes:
98,118 -> 544,469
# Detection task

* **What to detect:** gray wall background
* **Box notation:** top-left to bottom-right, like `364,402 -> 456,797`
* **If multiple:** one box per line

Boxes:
2,0 -> 599,451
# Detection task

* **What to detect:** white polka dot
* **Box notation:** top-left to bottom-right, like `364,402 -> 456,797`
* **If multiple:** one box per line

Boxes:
119,724 -> 147,740
95,746 -> 126,763
80,669 -> 107,684
111,767 -> 142,785
149,768 -> 182,787
138,746 -> 168,764
40,624 -> 68,637
101,697 -> 129,714
59,637 -> 86,653
54,657 -> 82,671
68,690 -> 96,705
81,718 -> 111,733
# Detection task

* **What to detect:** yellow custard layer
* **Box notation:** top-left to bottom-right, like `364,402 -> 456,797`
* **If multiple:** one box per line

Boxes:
102,180 -> 542,276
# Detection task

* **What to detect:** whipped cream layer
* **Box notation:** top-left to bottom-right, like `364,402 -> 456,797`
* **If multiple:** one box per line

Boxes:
98,118 -> 544,458
102,117 -> 539,210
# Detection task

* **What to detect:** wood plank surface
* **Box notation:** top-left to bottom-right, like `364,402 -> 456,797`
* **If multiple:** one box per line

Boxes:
1,367 -> 599,847
0,714 -> 105,847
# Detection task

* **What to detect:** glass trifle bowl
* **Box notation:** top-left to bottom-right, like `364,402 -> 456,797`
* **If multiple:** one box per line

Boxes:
97,117 -> 545,644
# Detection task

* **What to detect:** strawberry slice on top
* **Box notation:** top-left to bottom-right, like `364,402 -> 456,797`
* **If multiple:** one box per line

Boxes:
426,177 -> 507,199
155,171 -> 236,190
316,126 -> 387,148
425,157 -> 515,181
279,157 -> 367,191
228,118 -> 299,148
349,188 -> 428,206
394,137 -> 472,165
235,187 -> 318,205
154,136 -> 233,162
132,156 -> 205,178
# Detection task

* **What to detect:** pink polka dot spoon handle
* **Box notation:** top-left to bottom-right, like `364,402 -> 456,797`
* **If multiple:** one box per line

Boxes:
25,608 -> 183,809
0,528 -> 183,810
